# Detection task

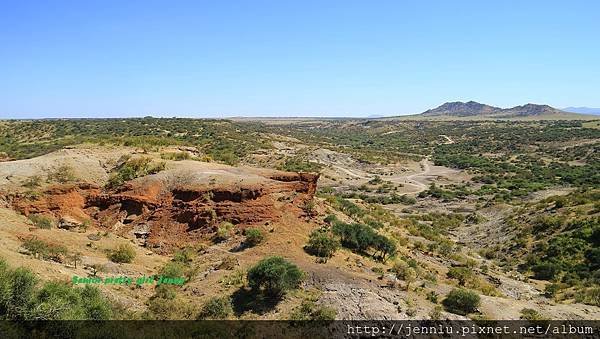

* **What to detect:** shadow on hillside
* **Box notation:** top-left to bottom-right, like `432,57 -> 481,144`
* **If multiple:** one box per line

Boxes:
229,243 -> 248,253
231,287 -> 281,316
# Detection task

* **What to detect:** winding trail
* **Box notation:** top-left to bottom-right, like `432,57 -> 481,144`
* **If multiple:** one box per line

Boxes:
389,157 -> 431,193
312,134 -> 454,195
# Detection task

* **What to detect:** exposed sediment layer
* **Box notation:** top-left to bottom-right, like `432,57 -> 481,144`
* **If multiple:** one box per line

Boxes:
7,164 -> 319,253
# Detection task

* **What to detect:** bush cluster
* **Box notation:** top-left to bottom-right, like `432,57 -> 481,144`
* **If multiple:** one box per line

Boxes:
107,156 -> 166,188
247,256 -> 304,297
332,221 -> 396,260
0,258 -> 113,320
107,244 -> 136,263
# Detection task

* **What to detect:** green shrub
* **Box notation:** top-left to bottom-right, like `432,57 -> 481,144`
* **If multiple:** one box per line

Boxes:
372,234 -> 397,261
244,228 -> 265,247
153,284 -> 177,300
80,285 -> 113,319
34,282 -> 87,319
331,221 -> 396,260
1,266 -> 38,317
48,165 -> 76,183
0,258 -> 112,320
575,287 -> 600,306
426,291 -> 439,303
173,247 -> 194,264
108,244 -> 136,263
323,214 -> 338,224
28,214 -> 53,229
447,267 -> 475,286
290,300 -> 337,320
247,256 -> 304,297
160,262 -> 185,279
305,229 -> 340,260
107,157 -> 165,188
197,296 -> 233,320
392,260 -> 417,290
544,283 -> 561,298
303,200 -> 317,216
333,222 -> 371,251
442,289 -> 481,315
160,152 -> 191,161
278,158 -> 322,173
520,308 -> 547,321
214,222 -> 234,243
21,237 -> 67,262
531,263 -> 559,281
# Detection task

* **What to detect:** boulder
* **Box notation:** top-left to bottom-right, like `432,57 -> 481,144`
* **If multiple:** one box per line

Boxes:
87,233 -> 101,241
58,215 -> 82,230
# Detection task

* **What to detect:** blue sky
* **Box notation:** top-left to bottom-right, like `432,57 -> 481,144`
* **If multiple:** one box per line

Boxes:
0,0 -> 598,118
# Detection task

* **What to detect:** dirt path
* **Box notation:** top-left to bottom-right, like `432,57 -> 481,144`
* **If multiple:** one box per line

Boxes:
386,157 -> 431,194
316,134 -> 454,195
439,134 -> 454,144
382,135 -> 452,194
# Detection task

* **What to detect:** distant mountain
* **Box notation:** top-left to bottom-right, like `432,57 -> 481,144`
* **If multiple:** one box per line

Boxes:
416,101 -> 580,119
563,107 -> 600,115
494,103 -> 565,118
367,114 -> 387,118
421,101 -> 500,117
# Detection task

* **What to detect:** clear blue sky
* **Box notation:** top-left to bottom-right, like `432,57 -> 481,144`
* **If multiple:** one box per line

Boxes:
1,0 -> 598,118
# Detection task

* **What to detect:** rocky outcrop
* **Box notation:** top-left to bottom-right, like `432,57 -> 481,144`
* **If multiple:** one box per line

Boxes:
7,164 -> 319,254
58,215 -> 83,230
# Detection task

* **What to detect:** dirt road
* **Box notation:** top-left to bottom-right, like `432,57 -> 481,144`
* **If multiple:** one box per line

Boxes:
387,157 -> 431,194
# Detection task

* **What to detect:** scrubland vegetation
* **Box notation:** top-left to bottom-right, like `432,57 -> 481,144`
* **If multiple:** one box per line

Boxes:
0,118 -> 269,165
1,117 -> 598,320
0,258 -> 113,320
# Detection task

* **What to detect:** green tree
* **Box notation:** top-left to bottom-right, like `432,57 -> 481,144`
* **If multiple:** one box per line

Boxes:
247,256 -> 304,297
305,229 -> 340,261
373,234 -> 397,261
442,289 -> 481,315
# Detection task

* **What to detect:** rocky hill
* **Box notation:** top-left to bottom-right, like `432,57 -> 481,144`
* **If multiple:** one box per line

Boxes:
421,101 -> 500,117
417,101 -> 586,119
493,103 -> 566,118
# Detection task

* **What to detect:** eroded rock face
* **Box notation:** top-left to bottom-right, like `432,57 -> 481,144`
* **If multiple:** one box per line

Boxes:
7,165 -> 319,254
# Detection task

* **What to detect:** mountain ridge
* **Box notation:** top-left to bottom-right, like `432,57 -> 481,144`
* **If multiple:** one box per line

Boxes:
418,101 -> 574,119
421,101 -> 500,117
